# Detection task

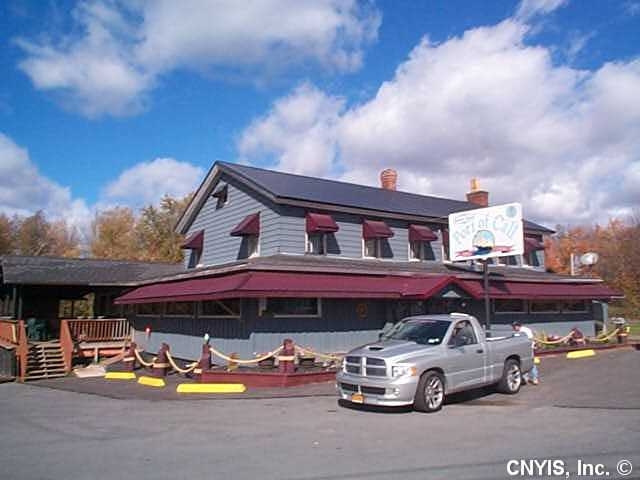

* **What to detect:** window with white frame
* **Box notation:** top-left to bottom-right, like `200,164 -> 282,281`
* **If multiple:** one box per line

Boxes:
364,238 -> 380,258
260,298 -> 321,317
306,233 -> 326,255
247,235 -> 259,258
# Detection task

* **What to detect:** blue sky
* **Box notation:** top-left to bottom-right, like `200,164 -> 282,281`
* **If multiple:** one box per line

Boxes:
1,0 -> 639,239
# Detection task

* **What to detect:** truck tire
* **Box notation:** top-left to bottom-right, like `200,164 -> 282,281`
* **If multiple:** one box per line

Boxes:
496,358 -> 522,394
414,370 -> 445,413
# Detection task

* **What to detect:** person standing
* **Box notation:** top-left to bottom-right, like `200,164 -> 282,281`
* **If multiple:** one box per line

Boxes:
512,322 -> 539,385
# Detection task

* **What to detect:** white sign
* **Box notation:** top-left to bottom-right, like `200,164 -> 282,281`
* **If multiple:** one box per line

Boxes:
448,203 -> 524,262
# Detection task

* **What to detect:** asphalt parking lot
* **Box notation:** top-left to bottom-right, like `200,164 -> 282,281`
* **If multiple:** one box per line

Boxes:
1,347 -> 638,480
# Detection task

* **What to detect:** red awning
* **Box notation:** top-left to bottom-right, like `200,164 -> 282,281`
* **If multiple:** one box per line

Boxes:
230,213 -> 260,236
363,219 -> 394,239
306,213 -> 339,233
181,230 -> 204,250
524,237 -> 545,254
114,272 -> 461,304
458,279 -> 621,300
409,224 -> 438,242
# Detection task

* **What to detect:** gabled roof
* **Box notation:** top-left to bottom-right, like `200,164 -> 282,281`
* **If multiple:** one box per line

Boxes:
0,255 -> 184,286
176,161 -> 553,234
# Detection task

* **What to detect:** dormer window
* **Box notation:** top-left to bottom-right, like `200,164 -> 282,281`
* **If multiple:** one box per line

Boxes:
362,219 -> 394,259
305,212 -> 339,256
212,185 -> 228,210
181,230 -> 204,269
230,212 -> 260,259
408,224 -> 438,261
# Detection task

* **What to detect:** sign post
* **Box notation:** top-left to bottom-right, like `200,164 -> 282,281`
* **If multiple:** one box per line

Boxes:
448,203 -> 524,336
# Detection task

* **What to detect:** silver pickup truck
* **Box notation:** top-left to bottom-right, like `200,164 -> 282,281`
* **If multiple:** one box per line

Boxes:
336,313 -> 534,412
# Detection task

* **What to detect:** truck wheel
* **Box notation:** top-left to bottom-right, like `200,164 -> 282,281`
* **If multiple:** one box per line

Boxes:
497,359 -> 522,394
414,371 -> 445,413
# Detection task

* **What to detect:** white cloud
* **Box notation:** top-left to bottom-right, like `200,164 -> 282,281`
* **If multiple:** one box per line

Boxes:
238,83 -> 345,177
16,0 -> 380,117
0,132 -> 92,239
237,19 -> 640,226
515,0 -> 568,22
102,157 -> 204,207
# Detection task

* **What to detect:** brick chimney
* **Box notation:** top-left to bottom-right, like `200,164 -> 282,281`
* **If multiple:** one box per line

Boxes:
380,169 -> 398,190
466,177 -> 489,207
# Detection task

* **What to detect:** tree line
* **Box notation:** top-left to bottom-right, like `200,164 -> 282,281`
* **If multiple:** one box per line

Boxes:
545,216 -> 639,318
1,197 -> 637,317
0,194 -> 191,263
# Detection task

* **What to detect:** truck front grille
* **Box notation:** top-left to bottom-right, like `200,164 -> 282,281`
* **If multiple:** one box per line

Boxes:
343,356 -> 387,377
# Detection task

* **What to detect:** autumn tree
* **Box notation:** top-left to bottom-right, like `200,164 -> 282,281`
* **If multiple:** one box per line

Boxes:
545,216 -> 640,319
0,213 -> 14,255
90,207 -> 137,260
135,195 -> 190,263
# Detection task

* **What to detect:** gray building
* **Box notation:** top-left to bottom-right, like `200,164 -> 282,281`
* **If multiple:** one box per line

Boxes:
115,162 -> 619,360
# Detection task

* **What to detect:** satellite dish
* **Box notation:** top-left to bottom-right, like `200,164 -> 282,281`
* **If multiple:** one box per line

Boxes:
580,252 -> 599,266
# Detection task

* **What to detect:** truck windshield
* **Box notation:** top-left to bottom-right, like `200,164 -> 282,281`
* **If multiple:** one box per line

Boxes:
381,319 -> 451,345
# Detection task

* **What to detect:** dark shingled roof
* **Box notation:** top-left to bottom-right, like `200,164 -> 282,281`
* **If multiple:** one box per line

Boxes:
0,256 -> 184,286
218,161 -> 553,233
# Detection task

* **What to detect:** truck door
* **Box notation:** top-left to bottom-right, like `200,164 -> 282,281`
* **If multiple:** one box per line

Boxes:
446,320 -> 487,391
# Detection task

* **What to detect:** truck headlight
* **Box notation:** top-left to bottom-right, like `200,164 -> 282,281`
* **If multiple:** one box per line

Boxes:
391,365 -> 417,377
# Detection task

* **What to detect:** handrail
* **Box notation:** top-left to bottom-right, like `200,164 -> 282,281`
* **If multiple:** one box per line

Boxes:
16,320 -> 28,382
0,319 -> 18,345
59,320 -> 73,374
65,318 -> 130,342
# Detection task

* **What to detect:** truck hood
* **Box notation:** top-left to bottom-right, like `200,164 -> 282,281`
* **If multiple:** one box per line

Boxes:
347,340 -> 439,362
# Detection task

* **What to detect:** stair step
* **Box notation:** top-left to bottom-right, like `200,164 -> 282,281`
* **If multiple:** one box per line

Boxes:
27,368 -> 67,377
24,372 -> 67,380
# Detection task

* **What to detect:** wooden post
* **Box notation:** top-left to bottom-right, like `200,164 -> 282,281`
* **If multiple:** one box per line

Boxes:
278,338 -> 296,374
123,342 -> 137,371
16,320 -> 28,382
59,319 -> 74,374
151,342 -> 170,378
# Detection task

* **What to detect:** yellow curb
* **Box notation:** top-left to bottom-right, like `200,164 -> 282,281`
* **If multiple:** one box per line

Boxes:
138,376 -> 166,387
534,357 -> 540,365
105,372 -> 136,380
176,383 -> 246,394
566,349 -> 596,359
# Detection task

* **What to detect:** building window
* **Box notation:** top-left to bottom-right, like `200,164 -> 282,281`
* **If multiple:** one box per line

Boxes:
494,299 -> 526,313
529,300 -> 561,313
188,248 -> 202,269
137,303 -> 163,316
409,240 -> 422,261
247,235 -> 259,258
165,302 -> 195,316
200,299 -> 241,317
261,298 -> 321,317
306,233 -> 326,255
495,255 -> 520,266
213,185 -> 228,210
562,300 -> 588,313
363,238 -> 380,258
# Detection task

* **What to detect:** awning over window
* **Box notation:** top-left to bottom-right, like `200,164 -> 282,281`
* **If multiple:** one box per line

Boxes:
458,279 -> 621,300
181,230 -> 204,250
306,213 -> 339,233
524,237 -> 545,254
362,219 -> 394,239
230,213 -> 260,236
114,272 -> 463,304
409,224 -> 438,242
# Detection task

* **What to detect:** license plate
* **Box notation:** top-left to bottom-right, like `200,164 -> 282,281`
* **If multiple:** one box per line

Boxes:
351,393 -> 364,404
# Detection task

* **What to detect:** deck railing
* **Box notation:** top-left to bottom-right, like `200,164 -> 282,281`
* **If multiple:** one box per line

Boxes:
65,318 -> 131,342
